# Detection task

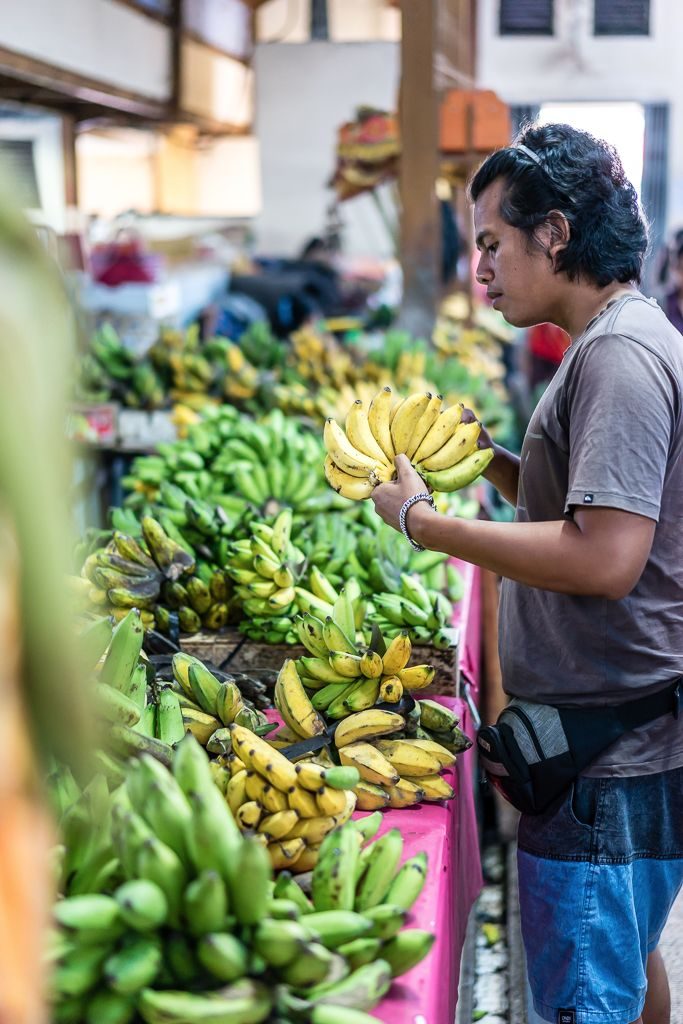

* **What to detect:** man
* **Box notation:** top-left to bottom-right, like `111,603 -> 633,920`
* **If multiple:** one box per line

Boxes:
372,123 -> 683,1024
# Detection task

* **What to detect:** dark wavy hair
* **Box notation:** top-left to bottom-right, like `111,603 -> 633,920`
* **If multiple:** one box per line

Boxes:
468,123 -> 648,286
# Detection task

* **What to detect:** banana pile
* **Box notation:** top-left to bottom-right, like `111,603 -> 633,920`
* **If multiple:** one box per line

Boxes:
226,724 -> 359,871
367,571 -> 456,647
272,623 -> 470,812
225,509 -> 305,643
124,406 -> 329,520
49,735 -> 435,1023
324,387 -> 495,498
74,515 -> 237,636
168,652 -> 271,750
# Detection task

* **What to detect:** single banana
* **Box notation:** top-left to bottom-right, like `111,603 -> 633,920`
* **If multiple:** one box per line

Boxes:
417,419 -> 482,471
334,709 -> 404,748
329,651 -> 363,678
322,616 -> 357,656
384,851 -> 429,910
353,780 -> 391,810
385,778 -> 425,808
236,800 -> 262,831
359,649 -> 383,679
374,739 -> 442,777
405,393 -> 443,460
346,400 -> 392,466
381,633 -> 412,675
296,614 -> 329,658
275,659 -> 326,739
288,784 -> 321,818
245,770 -> 289,813
323,419 -> 383,479
288,814 -> 337,845
409,737 -> 455,768
258,809 -> 299,841
378,676 -> 403,703
294,760 -> 326,792
367,386 -> 396,462
324,457 -> 376,501
411,402 -> 464,463
390,393 -> 432,455
418,698 -> 460,732
316,785 -> 348,817
354,828 -> 404,911
404,772 -> 455,801
420,446 -> 494,492
340,742 -> 399,786
267,837 -> 307,871
398,665 -> 436,691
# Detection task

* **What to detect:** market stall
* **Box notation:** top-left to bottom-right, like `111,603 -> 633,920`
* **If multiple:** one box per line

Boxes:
371,696 -> 482,1024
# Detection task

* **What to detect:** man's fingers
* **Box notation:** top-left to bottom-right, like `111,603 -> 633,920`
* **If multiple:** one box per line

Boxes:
460,407 -> 477,424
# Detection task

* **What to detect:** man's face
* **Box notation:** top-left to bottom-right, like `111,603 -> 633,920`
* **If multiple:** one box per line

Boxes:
473,177 -> 558,328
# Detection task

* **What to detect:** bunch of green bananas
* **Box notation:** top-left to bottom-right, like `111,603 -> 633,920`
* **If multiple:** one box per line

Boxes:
49,733 -> 435,1023
76,324 -> 168,409
226,509 -> 307,643
124,406 -> 330,518
75,517 -> 197,632
366,572 -> 457,649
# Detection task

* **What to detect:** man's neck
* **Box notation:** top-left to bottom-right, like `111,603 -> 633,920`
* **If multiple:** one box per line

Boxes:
554,281 -> 638,342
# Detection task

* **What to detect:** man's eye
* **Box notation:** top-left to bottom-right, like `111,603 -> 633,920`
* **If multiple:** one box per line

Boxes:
488,243 -> 498,254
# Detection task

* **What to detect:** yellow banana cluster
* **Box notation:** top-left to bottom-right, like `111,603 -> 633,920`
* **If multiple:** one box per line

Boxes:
228,725 -> 358,872
291,621 -> 436,724
339,728 -> 456,810
323,388 -> 495,497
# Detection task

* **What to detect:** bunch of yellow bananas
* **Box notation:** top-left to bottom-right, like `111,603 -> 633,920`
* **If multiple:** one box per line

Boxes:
227,724 -> 358,872
323,388 -> 495,497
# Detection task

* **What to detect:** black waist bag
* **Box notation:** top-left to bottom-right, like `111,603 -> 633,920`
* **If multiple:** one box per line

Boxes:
477,679 -> 682,815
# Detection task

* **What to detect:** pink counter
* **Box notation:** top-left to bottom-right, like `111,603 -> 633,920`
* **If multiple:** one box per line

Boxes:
266,563 -> 483,1024
369,695 -> 482,1024
370,561 -> 483,1024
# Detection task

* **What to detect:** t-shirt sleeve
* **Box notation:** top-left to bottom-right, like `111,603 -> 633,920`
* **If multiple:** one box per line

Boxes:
564,333 -> 677,521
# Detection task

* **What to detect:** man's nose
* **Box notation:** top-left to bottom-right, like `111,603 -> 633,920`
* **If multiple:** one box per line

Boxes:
475,256 -> 492,284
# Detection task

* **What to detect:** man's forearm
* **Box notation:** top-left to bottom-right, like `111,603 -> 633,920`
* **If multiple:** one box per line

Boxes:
483,444 -> 520,507
409,510 -> 618,597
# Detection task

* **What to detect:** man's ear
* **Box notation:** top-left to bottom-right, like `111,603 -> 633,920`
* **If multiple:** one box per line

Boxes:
533,211 -> 571,268
546,210 -> 571,263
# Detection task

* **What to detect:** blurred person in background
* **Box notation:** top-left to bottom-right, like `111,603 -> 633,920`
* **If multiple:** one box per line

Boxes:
659,231 -> 683,335
0,186 -> 89,1023
525,320 -> 571,390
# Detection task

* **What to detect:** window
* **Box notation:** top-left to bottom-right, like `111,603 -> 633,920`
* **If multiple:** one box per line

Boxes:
594,0 -> 649,35
499,0 -> 553,35
0,140 -> 40,208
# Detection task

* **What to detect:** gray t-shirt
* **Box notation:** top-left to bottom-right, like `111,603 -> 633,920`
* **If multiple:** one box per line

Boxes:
499,292 -> 683,776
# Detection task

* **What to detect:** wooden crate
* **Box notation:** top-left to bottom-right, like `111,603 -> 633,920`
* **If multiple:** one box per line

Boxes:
179,628 -> 243,667
183,627 -> 461,698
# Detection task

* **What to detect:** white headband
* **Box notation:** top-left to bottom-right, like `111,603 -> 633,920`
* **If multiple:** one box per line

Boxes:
516,144 -> 543,167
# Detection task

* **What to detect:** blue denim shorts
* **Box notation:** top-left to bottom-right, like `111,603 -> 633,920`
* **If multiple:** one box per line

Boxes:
517,766 -> 683,1024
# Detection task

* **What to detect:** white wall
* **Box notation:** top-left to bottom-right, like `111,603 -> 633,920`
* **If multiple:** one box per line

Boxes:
0,0 -> 170,100
254,41 -> 400,257
476,0 -> 683,229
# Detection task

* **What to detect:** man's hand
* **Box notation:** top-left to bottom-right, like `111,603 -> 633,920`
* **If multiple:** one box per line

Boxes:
371,454 -> 429,532
461,406 -> 494,452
